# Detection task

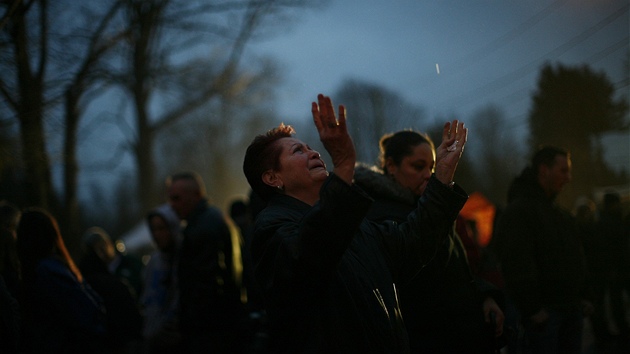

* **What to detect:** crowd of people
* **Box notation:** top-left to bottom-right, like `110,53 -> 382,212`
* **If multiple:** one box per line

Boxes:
0,171 -> 254,354
0,93 -> 628,354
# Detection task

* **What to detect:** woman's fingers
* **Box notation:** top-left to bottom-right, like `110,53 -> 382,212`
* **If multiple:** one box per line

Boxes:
337,105 -> 346,129
313,94 -> 342,131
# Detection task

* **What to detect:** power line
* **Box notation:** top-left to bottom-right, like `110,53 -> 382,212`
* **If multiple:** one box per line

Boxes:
446,0 -> 569,76
499,36 -> 629,111
585,36 -> 629,64
408,0 -> 570,88
440,3 -> 629,110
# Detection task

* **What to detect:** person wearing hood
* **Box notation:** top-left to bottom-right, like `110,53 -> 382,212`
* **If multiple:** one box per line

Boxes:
353,130 -> 505,354
493,146 -> 592,354
141,203 -> 182,353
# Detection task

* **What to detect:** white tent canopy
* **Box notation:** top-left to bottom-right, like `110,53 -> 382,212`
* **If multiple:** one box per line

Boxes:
119,221 -> 156,256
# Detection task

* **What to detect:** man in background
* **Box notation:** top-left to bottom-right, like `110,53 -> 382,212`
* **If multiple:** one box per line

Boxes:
494,146 -> 592,354
166,172 -> 244,353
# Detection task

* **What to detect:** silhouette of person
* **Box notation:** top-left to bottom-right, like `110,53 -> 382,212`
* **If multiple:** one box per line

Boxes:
142,203 -> 183,353
166,171 -> 245,353
0,200 -> 21,240
494,146 -> 593,354
598,191 -> 630,348
0,201 -> 21,298
79,227 -> 144,353
16,208 -> 107,353
229,196 -> 269,353
0,229 -> 20,353
0,201 -> 21,353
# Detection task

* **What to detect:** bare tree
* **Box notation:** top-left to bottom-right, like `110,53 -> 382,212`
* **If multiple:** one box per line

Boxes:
529,62 -> 628,208
334,79 -> 428,164
153,58 -> 282,209
470,104 -> 523,206
110,0 -> 318,214
0,0 -> 55,209
60,1 -> 130,238
1,0 -> 134,244
0,119 -> 23,203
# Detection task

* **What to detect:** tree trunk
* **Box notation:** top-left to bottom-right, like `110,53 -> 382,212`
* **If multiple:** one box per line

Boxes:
62,88 -> 81,245
14,2 -> 54,209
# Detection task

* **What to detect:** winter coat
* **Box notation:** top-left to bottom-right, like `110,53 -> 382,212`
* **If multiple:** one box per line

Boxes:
79,250 -> 143,351
0,275 -> 20,353
493,167 -> 588,318
177,199 -> 244,334
354,164 -> 501,353
251,173 -> 467,353
19,256 -> 107,353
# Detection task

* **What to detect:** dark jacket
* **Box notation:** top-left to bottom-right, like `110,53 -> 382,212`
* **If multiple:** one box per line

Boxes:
251,173 -> 467,353
493,167 -> 588,318
177,199 -> 244,333
0,275 -> 20,353
19,256 -> 107,353
79,251 -> 143,351
354,164 -> 501,353
597,206 -> 630,281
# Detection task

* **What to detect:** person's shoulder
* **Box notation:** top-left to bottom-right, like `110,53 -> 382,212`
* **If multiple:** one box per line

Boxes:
185,200 -> 222,222
504,190 -> 544,210
253,197 -> 308,234
264,205 -> 296,221
203,204 -> 224,217
35,257 -> 80,285
37,256 -> 68,273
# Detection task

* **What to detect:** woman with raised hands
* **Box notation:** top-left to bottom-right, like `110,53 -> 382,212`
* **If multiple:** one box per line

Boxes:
242,94 -> 468,353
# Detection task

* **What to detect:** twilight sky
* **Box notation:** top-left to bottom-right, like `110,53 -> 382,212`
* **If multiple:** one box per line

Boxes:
95,0 -> 628,245
74,0 -> 628,215
250,0 -> 629,169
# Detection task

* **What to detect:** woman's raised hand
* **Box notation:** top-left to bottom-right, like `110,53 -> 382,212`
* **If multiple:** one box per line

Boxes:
312,94 -> 356,185
434,120 -> 468,186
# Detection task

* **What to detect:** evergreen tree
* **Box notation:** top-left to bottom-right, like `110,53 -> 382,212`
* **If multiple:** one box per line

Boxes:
528,62 -> 628,208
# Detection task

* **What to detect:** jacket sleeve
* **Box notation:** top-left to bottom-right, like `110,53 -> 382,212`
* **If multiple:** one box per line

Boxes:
377,175 -> 468,285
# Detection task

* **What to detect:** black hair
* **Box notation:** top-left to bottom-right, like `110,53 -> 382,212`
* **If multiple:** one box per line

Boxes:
379,130 -> 434,174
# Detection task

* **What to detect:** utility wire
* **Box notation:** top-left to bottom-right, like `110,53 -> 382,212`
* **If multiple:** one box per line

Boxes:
407,0 -> 569,89
504,37 -> 629,124
446,0 -> 569,76
500,36 -> 630,113
440,3 -> 629,110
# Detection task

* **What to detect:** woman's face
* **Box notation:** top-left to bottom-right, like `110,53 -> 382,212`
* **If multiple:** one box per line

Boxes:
270,137 -> 328,205
386,142 -> 435,196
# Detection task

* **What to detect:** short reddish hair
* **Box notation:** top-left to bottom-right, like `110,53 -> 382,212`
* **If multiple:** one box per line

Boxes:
243,124 -> 295,202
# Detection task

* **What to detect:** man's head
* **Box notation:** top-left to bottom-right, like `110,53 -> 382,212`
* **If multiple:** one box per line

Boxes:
532,146 -> 571,198
166,172 -> 206,220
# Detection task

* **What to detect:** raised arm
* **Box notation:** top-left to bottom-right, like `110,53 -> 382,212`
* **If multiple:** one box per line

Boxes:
312,94 -> 355,185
